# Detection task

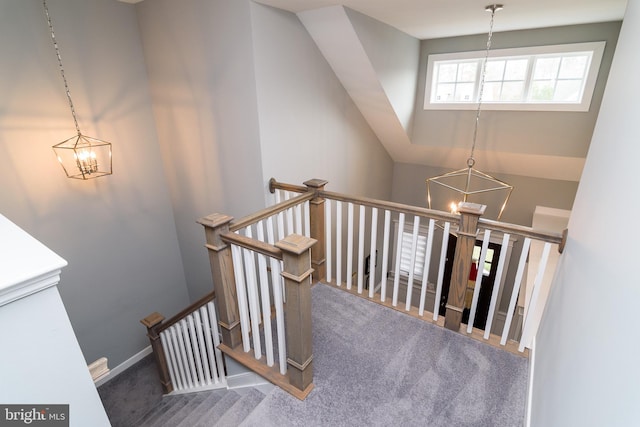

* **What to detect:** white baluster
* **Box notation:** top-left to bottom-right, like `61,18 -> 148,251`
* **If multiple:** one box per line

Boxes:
326,199 -> 333,283
336,201 -> 342,287
405,216 -> 421,311
501,238 -> 532,345
266,216 -> 287,375
193,310 -> 212,385
176,321 -> 195,388
418,219 -> 435,316
231,244 -> 251,352
242,229 -> 262,359
484,233 -> 511,339
380,210 -> 391,302
160,332 -> 180,390
518,242 -> 552,352
286,207 -> 295,236
207,302 -> 226,382
187,316 -> 204,386
169,326 -> 188,390
199,306 -> 218,383
433,221 -> 451,321
257,221 -> 275,367
346,203 -> 354,290
392,213 -> 406,307
295,203 -> 303,235
368,207 -> 379,299
468,230 -> 491,333
303,201 -> 310,238
357,205 -> 366,294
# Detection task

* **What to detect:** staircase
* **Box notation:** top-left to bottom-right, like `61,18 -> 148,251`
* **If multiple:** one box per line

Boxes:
134,388 -> 266,427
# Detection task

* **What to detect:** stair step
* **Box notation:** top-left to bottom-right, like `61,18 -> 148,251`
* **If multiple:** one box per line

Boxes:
158,391 -> 224,427
137,395 -> 190,427
184,390 -> 243,427
208,388 -> 265,427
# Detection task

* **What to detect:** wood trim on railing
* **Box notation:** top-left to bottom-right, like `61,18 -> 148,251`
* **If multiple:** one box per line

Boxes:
320,190 -> 459,223
156,291 -> 216,335
269,177 -> 308,194
229,192 -> 314,232
478,218 -> 563,245
220,232 -> 283,260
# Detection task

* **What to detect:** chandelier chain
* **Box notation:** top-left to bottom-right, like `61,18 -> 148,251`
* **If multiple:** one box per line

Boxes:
469,5 -> 498,165
43,0 -> 81,135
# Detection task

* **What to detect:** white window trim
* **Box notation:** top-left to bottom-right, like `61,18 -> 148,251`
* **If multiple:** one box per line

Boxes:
424,41 -> 606,112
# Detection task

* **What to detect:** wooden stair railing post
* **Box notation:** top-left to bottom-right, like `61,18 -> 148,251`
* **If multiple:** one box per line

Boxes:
198,213 -> 242,348
275,234 -> 317,393
445,202 -> 486,331
304,179 -> 329,283
140,312 -> 172,393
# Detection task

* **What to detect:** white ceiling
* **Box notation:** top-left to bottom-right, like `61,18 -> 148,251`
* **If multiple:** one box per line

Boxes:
254,0 -> 627,39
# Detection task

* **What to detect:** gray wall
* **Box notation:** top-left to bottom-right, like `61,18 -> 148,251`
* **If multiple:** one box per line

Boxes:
0,0 -> 189,367
411,21 -> 621,159
250,3 -> 394,199
531,1 -> 639,424
392,163 -> 578,227
136,0 -> 266,300
345,7 -> 420,137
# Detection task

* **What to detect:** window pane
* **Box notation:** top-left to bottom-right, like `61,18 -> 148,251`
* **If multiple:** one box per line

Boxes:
504,59 -> 528,80
559,55 -> 589,79
530,80 -> 555,101
485,60 -> 505,81
533,57 -> 561,80
435,83 -> 455,102
500,81 -> 524,101
455,83 -> 475,102
555,80 -> 582,102
483,81 -> 502,101
438,63 -> 458,83
458,62 -> 478,82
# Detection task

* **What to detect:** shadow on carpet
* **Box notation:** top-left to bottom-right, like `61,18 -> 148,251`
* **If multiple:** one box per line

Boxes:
241,283 -> 528,427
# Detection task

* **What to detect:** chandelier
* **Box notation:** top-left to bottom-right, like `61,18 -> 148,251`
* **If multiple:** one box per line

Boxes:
44,0 -> 112,180
426,4 -> 512,220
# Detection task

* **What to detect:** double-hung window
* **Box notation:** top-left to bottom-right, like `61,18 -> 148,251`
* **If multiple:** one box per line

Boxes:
424,41 -> 606,112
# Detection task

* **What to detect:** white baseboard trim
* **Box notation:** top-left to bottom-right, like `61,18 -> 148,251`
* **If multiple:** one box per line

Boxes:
525,337 -> 536,427
94,345 -> 152,388
226,371 -> 270,390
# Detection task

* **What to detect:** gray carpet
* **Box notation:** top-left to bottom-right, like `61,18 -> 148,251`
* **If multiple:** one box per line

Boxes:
242,283 -> 528,427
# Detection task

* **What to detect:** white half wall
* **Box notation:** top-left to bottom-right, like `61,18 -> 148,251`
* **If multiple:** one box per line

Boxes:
530,0 -> 640,425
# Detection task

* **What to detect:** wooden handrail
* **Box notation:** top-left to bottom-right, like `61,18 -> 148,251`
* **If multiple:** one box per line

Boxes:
229,192 -> 314,232
156,291 -> 216,334
269,177 -> 308,194
220,232 -> 283,260
320,190 -> 459,223
316,189 -> 562,246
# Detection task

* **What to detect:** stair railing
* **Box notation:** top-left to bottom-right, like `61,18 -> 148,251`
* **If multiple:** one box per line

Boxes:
269,178 -> 565,355
198,186 -> 320,400
141,292 -> 226,394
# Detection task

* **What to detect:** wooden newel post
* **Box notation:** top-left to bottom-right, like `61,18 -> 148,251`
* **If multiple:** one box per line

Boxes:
275,234 -> 317,393
304,178 -> 328,283
140,312 -> 172,393
197,213 -> 242,348
445,202 -> 486,331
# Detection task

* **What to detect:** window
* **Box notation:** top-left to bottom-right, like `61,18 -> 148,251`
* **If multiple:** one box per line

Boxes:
399,231 -> 428,278
424,41 -> 605,112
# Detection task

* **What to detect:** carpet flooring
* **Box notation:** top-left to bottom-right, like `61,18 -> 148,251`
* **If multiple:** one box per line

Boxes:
241,283 -> 528,427
99,282 -> 528,426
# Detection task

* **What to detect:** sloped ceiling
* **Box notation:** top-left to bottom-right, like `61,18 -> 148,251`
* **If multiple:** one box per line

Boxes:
259,0 -> 626,181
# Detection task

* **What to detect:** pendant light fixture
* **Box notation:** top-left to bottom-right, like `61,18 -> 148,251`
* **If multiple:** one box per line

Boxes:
426,4 -> 512,220
44,0 -> 112,180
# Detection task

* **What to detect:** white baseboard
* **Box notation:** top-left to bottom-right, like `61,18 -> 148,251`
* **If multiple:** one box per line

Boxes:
226,371 -> 270,390
94,345 -> 152,388
525,337 -> 536,427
